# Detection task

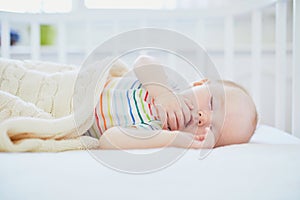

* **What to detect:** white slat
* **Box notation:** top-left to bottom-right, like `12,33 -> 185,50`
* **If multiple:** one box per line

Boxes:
1,19 -> 10,58
84,21 -> 92,57
57,22 -> 66,63
224,16 -> 234,80
292,0 -> 300,137
30,21 -> 40,60
251,10 -> 262,111
275,0 -> 287,131
196,19 -> 205,44
112,20 -> 119,56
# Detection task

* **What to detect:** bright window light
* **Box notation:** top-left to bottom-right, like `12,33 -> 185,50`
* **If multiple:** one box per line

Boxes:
85,0 -> 176,9
0,0 -> 72,13
0,0 -> 40,13
42,0 -> 72,13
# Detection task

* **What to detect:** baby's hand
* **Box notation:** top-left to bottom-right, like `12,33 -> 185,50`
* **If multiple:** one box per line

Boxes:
154,92 -> 193,131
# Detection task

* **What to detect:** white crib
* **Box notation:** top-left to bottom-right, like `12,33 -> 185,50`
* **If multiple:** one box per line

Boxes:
0,0 -> 299,137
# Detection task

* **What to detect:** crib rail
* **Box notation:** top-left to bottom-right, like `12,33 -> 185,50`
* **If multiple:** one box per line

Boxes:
275,1 -> 288,131
0,0 -> 299,137
293,0 -> 300,137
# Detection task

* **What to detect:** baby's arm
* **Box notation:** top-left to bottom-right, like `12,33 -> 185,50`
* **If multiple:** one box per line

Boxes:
133,55 -> 193,130
99,127 -> 212,149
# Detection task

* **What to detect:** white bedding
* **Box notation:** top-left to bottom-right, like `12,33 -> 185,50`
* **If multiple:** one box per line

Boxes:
0,125 -> 300,200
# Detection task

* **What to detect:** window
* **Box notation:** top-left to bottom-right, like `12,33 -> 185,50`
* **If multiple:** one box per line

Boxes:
84,0 -> 176,10
0,0 -> 72,13
84,0 -> 228,10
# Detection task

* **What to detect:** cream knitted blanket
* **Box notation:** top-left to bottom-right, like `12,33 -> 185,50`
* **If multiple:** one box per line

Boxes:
0,58 -> 128,152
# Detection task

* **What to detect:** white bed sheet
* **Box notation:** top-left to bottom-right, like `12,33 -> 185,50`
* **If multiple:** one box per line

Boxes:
0,125 -> 300,200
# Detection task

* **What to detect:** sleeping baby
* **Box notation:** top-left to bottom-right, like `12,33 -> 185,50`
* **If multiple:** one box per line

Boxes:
87,55 -> 258,149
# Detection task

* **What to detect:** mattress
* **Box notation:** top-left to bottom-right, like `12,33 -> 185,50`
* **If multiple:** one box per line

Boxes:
0,125 -> 300,200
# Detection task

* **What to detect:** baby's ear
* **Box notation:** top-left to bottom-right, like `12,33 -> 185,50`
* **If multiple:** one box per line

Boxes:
193,79 -> 208,87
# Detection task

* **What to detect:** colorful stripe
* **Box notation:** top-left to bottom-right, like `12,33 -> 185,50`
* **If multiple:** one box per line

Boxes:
148,104 -> 153,116
137,124 -> 150,130
126,80 -> 139,125
113,90 -> 121,125
94,108 -> 101,138
133,89 -> 144,124
106,80 -> 117,127
120,91 -> 128,125
131,80 -> 139,89
99,79 -> 112,130
126,89 -> 135,124
143,122 -> 154,130
139,89 -> 151,121
151,98 -> 158,120
94,78 -> 161,134
144,91 -> 149,101
116,78 -> 132,126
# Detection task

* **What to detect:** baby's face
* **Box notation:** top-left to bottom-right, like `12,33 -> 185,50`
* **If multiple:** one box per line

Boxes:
180,81 -> 256,146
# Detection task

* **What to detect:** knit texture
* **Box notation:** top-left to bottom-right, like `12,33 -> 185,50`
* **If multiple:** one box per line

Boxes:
0,58 -> 128,152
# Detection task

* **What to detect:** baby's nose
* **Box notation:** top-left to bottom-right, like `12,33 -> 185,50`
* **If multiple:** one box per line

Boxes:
197,111 -> 210,127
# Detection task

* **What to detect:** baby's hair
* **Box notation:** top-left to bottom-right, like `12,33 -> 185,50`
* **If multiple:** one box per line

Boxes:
217,80 -> 258,135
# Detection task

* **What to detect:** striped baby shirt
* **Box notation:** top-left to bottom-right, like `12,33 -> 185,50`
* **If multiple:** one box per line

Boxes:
87,77 -> 162,138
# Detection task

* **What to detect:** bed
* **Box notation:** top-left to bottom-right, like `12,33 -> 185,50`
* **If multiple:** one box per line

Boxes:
0,125 -> 300,200
1,0 -> 300,199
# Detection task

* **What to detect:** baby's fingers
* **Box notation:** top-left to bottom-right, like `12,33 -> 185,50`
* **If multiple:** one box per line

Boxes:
175,110 -> 184,130
155,105 -> 168,129
184,98 -> 194,110
182,103 -> 192,127
167,112 -> 177,130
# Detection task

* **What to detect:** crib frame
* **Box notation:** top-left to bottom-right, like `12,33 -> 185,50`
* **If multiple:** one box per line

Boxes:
0,0 -> 299,137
